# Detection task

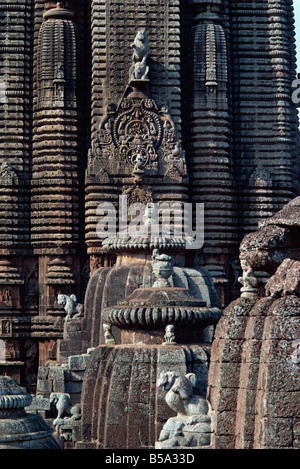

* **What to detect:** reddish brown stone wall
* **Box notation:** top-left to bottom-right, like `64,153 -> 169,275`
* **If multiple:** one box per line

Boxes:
208,295 -> 300,449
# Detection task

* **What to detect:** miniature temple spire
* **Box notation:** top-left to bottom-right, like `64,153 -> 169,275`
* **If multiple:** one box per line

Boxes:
189,0 -> 235,306
32,3 -> 80,316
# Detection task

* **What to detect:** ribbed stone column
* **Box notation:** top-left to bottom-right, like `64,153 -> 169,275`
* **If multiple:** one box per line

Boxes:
32,3 -> 79,255
229,0 -> 298,238
188,0 -> 236,305
31,3 -> 80,319
0,0 -> 33,256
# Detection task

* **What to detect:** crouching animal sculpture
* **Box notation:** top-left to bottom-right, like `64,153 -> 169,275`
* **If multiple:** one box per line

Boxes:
155,371 -> 212,448
57,294 -> 84,322
50,392 -> 81,427
157,371 -> 209,417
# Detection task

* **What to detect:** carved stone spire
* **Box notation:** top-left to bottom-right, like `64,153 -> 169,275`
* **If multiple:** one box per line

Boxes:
37,3 -> 76,107
189,0 -> 235,305
32,2 -> 80,316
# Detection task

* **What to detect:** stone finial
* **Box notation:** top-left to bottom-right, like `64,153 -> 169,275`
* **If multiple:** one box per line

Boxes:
152,252 -> 173,288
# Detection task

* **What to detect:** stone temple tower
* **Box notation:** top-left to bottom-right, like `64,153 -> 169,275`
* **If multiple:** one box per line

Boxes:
0,0 -> 299,450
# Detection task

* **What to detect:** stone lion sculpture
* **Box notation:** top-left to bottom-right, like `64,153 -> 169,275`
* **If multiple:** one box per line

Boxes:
129,30 -> 149,81
131,29 -> 148,63
57,294 -> 84,322
157,371 -> 209,417
50,392 -> 81,426
156,371 -> 212,448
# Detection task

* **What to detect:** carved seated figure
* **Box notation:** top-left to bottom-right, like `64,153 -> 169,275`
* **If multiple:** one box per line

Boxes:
155,371 -> 212,448
133,151 -> 145,174
238,261 -> 258,299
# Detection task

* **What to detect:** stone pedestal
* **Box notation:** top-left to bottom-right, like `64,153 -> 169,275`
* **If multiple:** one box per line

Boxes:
155,414 -> 212,449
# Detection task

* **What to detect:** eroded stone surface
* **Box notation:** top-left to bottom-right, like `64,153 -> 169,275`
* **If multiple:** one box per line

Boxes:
208,197 -> 300,449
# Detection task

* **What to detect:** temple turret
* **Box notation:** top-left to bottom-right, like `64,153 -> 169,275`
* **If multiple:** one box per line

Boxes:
31,3 -> 80,320
188,0 -> 235,305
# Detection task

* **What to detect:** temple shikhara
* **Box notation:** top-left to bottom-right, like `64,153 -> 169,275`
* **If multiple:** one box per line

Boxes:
0,0 -> 299,450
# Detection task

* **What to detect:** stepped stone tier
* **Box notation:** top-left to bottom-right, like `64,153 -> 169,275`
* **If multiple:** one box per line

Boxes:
0,0 -> 299,451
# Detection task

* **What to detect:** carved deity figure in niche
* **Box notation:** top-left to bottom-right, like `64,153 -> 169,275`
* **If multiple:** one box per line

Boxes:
54,62 -> 65,100
133,148 -> 145,174
1,319 -> 12,336
0,289 -> 12,305
0,161 -> 18,185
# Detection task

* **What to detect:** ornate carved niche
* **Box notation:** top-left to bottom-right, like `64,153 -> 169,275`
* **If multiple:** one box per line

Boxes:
0,162 -> 20,254
122,184 -> 153,207
249,161 -> 273,189
87,85 -> 187,182
0,319 -> 12,338
45,257 -> 75,311
0,290 -> 13,307
0,161 -> 18,186
24,264 -> 39,311
0,259 -> 24,310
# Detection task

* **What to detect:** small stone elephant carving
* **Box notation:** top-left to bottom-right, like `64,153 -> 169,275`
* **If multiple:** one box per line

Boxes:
57,294 -> 84,322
